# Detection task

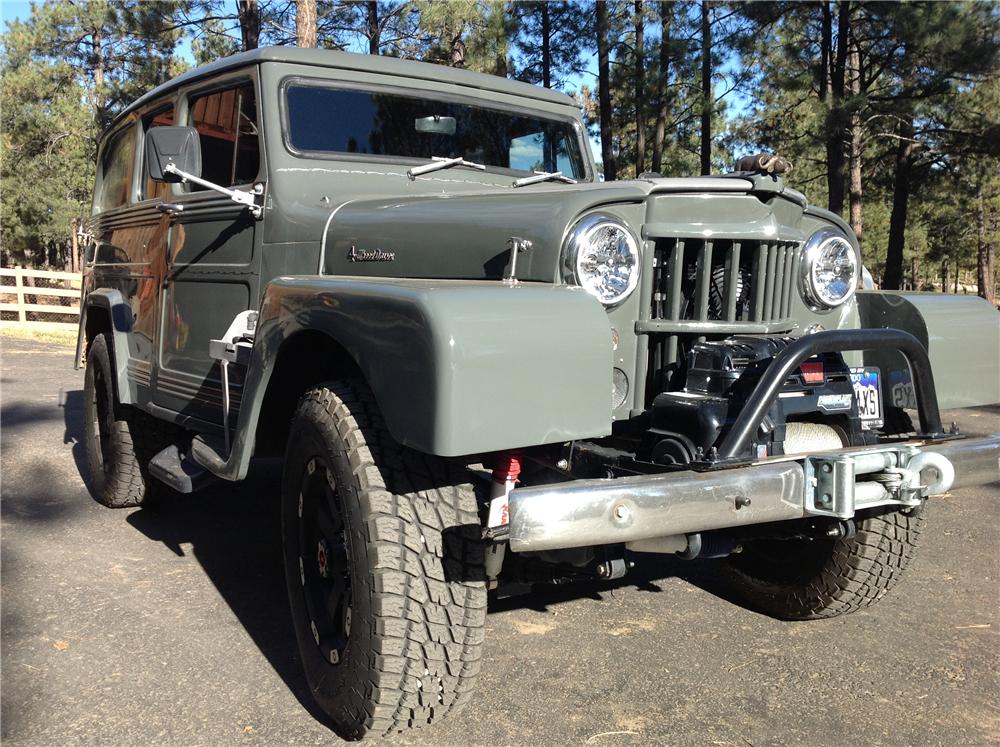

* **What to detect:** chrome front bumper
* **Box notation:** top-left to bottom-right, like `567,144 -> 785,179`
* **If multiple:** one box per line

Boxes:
506,436 -> 1000,553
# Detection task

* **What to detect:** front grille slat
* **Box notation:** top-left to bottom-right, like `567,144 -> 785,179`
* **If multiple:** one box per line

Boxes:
761,244 -> 778,320
772,243 -> 786,321
751,243 -> 768,322
777,245 -> 789,317
694,240 -> 713,321
664,239 -> 685,378
724,241 -> 742,321
783,245 -> 799,317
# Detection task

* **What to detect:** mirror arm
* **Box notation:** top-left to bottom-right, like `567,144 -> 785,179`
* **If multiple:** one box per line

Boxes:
163,163 -> 262,218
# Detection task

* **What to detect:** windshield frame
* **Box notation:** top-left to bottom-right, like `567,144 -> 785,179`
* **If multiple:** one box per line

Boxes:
277,75 -> 594,182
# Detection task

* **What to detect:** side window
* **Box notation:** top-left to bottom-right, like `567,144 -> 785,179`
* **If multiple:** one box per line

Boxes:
95,125 -> 136,212
142,106 -> 175,200
188,82 -> 260,190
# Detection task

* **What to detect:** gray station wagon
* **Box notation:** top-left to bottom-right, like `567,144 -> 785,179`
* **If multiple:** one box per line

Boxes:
76,47 -> 1000,739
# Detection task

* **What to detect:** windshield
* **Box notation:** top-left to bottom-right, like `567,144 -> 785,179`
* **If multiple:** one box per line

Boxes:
284,83 -> 587,179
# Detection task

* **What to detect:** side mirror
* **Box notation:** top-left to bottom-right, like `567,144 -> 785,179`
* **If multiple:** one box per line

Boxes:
146,126 -> 202,183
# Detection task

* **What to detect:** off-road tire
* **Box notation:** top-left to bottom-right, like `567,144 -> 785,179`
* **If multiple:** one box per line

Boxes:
82,334 -> 175,508
724,507 -> 926,620
281,380 -> 487,740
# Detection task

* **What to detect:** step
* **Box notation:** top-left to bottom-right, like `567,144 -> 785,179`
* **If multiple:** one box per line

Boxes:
148,443 -> 215,494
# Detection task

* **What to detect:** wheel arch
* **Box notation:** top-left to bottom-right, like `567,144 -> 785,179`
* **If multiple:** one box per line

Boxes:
253,328 -> 362,457
80,288 -> 136,405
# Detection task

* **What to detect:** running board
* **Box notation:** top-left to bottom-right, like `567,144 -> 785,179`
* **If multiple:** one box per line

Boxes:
148,443 -> 216,494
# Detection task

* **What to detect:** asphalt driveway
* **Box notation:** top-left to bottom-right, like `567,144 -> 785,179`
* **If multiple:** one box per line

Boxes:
2,335 -> 998,745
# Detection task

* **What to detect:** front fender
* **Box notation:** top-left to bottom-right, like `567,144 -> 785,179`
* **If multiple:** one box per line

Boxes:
200,277 -> 613,480
858,291 -> 1000,409
80,288 -> 137,404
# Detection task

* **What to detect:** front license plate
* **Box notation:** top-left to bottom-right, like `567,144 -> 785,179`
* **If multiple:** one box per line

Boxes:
850,366 -> 883,430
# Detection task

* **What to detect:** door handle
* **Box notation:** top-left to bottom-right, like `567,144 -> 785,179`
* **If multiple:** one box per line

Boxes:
157,202 -> 184,215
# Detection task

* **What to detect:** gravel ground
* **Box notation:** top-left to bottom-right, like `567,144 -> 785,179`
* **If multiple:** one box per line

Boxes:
2,335 -> 998,746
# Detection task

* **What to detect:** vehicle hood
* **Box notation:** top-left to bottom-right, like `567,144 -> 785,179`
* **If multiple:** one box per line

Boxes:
315,175 -> 810,281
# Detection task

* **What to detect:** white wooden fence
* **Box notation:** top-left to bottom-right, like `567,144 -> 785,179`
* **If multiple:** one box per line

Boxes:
0,267 -> 82,331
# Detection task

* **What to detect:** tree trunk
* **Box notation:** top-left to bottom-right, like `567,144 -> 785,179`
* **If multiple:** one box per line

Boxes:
450,21 -> 467,68
848,30 -> 863,250
977,194 -> 995,304
699,0 -> 711,175
820,2 -> 831,103
297,0 -> 317,47
910,256 -> 918,291
825,1 -> 849,216
940,260 -> 950,293
651,1 -> 671,174
597,0 -> 616,181
634,0 -> 646,176
238,0 -> 260,51
92,27 -> 106,127
954,259 -> 960,293
541,1 -> 551,87
882,118 -> 914,290
69,219 -> 79,274
366,1 -> 380,54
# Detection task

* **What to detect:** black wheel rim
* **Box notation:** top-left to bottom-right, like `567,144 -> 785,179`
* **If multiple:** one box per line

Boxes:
297,455 -> 352,665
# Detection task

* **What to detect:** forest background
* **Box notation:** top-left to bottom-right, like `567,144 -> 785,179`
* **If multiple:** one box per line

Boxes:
1,0 -> 998,299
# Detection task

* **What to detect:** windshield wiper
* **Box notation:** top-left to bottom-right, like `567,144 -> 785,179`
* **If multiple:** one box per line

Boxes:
512,170 -> 577,188
406,156 -> 487,180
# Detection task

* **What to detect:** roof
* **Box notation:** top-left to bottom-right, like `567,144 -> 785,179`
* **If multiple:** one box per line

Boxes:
118,47 -> 578,127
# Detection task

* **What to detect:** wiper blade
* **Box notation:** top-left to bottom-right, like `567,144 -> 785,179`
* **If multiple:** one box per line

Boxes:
406,156 -> 487,180
512,170 -> 577,188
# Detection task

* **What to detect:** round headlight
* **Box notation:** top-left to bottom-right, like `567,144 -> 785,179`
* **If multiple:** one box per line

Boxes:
562,214 -> 641,306
800,227 -> 859,309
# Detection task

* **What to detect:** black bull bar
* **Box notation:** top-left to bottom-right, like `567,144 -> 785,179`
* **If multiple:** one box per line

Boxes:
716,327 -> 944,460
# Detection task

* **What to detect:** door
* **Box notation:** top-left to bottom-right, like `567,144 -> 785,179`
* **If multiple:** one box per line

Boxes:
150,78 -> 263,429
87,115 -> 165,407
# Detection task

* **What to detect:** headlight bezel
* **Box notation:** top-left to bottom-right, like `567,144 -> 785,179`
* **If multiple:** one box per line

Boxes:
561,213 -> 641,307
799,227 -> 860,310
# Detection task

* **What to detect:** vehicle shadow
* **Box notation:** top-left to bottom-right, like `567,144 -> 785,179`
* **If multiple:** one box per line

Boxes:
488,553 -> 744,615
123,463 -> 339,731
61,389 -> 93,497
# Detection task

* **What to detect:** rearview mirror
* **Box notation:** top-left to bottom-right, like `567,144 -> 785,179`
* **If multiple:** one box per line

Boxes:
415,116 -> 457,135
146,126 -> 202,182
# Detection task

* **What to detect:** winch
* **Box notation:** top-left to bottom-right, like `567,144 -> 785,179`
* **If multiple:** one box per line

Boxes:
647,336 -> 872,465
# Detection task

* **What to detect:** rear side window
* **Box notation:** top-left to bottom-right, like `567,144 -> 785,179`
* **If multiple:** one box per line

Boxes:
95,126 -> 136,212
142,106 -> 175,200
188,83 -> 260,190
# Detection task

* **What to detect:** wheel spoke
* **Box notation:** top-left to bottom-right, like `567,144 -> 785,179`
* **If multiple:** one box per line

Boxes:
325,573 -> 347,619
315,498 -> 342,541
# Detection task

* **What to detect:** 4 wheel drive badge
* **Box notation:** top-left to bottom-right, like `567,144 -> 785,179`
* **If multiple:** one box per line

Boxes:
348,245 -> 396,262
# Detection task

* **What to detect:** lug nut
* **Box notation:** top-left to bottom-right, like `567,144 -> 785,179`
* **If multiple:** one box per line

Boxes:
556,458 -> 569,470
613,504 -> 630,521
735,495 -> 751,509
